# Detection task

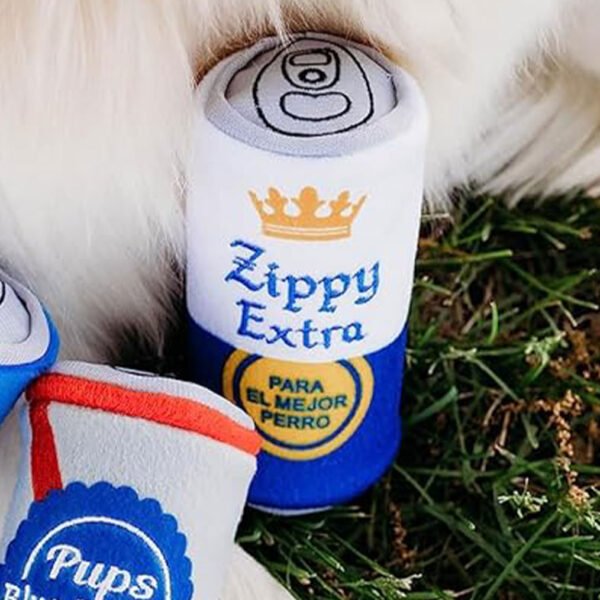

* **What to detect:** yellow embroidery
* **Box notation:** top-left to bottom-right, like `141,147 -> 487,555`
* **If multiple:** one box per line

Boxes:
223,352 -> 373,461
250,186 -> 366,242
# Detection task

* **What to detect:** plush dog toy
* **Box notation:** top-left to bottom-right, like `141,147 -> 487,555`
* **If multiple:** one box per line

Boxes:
187,33 -> 428,513
0,362 -> 261,600
0,272 -> 59,424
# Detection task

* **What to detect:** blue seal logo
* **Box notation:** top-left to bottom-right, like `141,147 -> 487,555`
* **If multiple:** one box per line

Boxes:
0,483 -> 193,600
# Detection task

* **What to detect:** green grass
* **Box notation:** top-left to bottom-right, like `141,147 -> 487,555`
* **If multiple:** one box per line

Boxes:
238,192 -> 600,599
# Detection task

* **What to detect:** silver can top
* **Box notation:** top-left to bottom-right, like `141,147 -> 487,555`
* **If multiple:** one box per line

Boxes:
202,32 -> 427,157
226,35 -> 397,138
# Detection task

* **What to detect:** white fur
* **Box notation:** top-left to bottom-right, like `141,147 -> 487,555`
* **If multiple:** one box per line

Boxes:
469,0 -> 600,201
0,1 -> 599,598
0,0 -> 598,360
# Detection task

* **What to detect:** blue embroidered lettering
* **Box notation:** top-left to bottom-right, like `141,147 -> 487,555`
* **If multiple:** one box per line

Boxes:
266,325 -> 297,348
237,299 -> 266,341
354,263 -> 380,305
225,240 -> 266,292
319,273 -> 351,313
284,275 -> 318,313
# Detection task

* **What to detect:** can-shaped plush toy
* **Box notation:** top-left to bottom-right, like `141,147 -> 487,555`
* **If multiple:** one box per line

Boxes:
187,33 -> 428,513
1,363 -> 260,600
0,271 -> 59,424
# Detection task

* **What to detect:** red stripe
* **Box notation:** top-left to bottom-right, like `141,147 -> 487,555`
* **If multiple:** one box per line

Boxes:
29,400 -> 63,501
28,374 -> 262,457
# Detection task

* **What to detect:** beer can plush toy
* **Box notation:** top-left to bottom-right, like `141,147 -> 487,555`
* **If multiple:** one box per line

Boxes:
0,272 -> 59,424
0,362 -> 260,600
187,33 -> 428,513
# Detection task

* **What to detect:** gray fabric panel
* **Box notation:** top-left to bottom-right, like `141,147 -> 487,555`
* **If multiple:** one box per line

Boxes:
0,283 -> 29,344
205,33 -> 422,158
226,35 -> 396,137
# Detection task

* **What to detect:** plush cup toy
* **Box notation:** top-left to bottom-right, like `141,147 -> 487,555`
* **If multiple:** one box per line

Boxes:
0,272 -> 59,424
0,362 -> 261,600
187,33 -> 428,513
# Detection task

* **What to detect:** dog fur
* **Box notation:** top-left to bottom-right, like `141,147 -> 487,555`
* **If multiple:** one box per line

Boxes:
0,0 -> 597,361
0,1 -> 598,598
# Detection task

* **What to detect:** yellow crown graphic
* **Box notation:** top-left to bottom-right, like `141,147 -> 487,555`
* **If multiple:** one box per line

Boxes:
249,186 -> 366,241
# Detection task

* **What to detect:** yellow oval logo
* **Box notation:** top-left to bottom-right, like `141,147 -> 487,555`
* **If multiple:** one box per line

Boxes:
223,352 -> 373,461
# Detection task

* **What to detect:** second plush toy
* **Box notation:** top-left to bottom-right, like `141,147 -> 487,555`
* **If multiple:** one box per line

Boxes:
0,362 -> 261,600
0,272 -> 59,424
